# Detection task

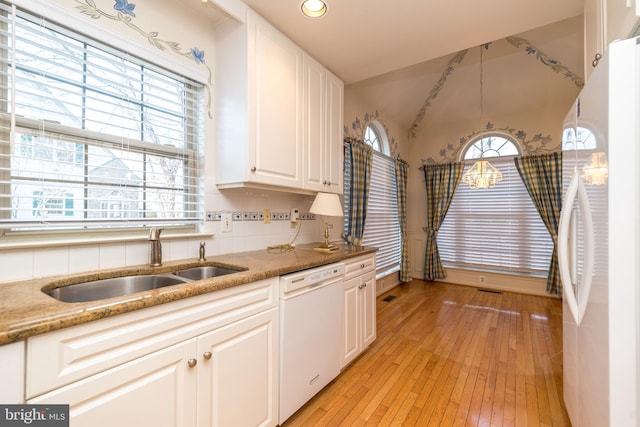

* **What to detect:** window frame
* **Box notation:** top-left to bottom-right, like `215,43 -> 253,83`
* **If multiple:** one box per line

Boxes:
0,0 -> 205,238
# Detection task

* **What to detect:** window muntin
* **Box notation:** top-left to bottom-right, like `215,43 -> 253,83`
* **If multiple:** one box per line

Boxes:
438,135 -> 553,276
363,125 -> 382,152
462,134 -> 521,159
562,126 -> 596,151
0,2 -> 203,230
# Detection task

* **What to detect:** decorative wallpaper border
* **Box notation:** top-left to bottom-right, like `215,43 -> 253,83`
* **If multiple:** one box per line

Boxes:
408,37 -> 584,139
345,110 -> 400,158
420,122 -> 557,165
408,49 -> 469,139
506,36 -> 584,89
76,0 -> 214,118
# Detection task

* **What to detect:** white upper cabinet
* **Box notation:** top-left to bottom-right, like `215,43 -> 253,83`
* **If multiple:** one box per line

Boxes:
302,54 -> 344,194
215,8 -> 343,194
215,9 -> 303,191
585,0 -> 640,79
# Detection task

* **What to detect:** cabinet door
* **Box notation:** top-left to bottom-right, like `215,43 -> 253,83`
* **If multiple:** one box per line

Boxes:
584,0 -> 606,79
197,308 -> 278,427
28,339 -> 197,427
341,276 -> 360,369
325,70 -> 344,194
303,59 -> 344,194
303,54 -> 326,192
250,14 -> 303,189
0,341 -> 24,403
361,271 -> 377,348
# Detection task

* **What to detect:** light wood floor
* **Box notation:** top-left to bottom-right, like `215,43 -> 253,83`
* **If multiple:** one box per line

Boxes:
282,280 -> 570,426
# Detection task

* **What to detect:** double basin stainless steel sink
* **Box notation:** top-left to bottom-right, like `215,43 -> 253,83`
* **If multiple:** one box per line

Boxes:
43,265 -> 243,303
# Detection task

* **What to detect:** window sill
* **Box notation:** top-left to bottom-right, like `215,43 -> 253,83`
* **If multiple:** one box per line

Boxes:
0,230 -> 214,250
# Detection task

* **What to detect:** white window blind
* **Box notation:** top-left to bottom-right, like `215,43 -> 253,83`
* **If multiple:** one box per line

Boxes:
0,1 -> 203,231
438,157 -> 553,276
344,146 -> 401,275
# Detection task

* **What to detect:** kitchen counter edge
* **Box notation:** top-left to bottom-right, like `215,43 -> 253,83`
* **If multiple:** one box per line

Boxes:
0,244 -> 377,345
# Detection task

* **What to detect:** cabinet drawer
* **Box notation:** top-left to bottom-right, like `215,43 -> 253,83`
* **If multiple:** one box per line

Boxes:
26,278 -> 278,399
343,255 -> 376,279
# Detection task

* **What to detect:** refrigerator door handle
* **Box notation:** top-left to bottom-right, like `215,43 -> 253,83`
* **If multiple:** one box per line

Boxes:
558,172 -> 595,326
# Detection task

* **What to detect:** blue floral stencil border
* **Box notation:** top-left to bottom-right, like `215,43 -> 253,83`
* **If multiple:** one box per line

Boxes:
76,0 -> 214,118
345,111 -> 399,158
409,38 -> 584,138
408,49 -> 469,139
421,122 -> 558,165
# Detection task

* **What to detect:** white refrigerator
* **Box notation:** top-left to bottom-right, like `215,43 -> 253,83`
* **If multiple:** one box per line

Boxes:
559,36 -> 640,426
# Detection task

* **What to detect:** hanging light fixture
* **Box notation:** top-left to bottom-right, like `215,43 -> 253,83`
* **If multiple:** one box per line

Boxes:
582,151 -> 608,185
301,0 -> 328,18
461,159 -> 503,189
461,45 -> 503,190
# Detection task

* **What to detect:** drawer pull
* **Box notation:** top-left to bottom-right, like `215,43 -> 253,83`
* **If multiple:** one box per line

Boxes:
187,358 -> 197,368
360,264 -> 365,269
203,352 -> 212,361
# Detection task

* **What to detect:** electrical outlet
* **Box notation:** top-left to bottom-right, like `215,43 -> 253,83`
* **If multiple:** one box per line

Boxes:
221,213 -> 233,233
263,208 -> 271,224
479,275 -> 486,284
290,208 -> 299,222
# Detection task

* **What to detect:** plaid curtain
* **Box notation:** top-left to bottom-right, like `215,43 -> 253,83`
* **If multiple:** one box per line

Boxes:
394,157 -> 411,282
514,152 -> 563,295
423,162 -> 464,280
344,138 -> 373,245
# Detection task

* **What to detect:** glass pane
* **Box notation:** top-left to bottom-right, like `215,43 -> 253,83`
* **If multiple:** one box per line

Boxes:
463,136 -> 519,159
364,125 -> 381,152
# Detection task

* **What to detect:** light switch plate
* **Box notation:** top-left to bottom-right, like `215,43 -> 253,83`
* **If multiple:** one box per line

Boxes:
221,213 -> 233,233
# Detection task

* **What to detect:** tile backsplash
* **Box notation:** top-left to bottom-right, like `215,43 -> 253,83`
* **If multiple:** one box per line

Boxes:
0,188 -> 341,284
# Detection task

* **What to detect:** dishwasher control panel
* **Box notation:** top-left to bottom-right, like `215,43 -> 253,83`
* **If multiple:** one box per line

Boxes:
280,263 -> 345,294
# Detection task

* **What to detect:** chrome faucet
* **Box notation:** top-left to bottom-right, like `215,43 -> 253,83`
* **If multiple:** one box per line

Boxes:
148,227 -> 164,267
199,241 -> 206,262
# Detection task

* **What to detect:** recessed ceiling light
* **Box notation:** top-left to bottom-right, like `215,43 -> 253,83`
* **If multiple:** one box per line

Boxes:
300,0 -> 327,18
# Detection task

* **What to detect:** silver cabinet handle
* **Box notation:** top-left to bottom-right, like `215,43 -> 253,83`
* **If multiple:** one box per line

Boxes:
203,351 -> 212,361
592,52 -> 602,67
187,358 -> 197,368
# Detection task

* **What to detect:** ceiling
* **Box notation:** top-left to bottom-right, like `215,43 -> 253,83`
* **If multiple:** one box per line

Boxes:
238,0 -> 584,84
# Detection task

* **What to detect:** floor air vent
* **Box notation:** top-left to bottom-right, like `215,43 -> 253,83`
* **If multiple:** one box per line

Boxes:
382,295 -> 397,302
478,289 -> 502,294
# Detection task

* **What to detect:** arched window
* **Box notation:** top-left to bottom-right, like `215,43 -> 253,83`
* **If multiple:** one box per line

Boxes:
562,126 -> 596,151
344,122 -> 400,277
437,134 -> 554,276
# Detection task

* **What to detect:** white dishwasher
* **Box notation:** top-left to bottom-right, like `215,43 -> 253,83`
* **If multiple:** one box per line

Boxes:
279,262 -> 344,424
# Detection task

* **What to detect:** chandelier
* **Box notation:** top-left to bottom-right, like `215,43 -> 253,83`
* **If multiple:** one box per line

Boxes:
461,159 -> 503,189
582,151 -> 608,185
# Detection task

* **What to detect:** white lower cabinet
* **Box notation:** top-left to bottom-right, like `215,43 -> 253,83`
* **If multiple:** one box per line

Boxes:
26,278 -> 279,427
29,338 -> 198,426
197,308 -> 278,427
0,340 -> 25,403
340,255 -> 376,369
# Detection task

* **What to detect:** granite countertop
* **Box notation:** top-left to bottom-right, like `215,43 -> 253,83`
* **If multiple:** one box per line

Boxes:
0,243 -> 376,345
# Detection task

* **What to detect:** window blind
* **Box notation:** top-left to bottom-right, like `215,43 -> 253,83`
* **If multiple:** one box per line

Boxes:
0,1 -> 203,230
438,157 -> 553,276
344,146 -> 401,276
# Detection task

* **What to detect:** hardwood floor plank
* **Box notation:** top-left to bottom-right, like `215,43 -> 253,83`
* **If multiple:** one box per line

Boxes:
281,280 -> 570,427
